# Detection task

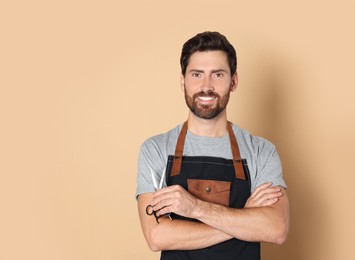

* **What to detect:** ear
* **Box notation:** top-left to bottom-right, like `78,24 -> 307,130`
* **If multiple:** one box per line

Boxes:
230,73 -> 238,92
180,73 -> 185,92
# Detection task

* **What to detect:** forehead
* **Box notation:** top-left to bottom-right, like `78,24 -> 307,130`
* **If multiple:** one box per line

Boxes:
187,50 -> 229,71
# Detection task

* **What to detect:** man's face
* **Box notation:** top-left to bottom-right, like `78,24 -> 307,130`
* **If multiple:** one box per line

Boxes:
181,50 -> 238,119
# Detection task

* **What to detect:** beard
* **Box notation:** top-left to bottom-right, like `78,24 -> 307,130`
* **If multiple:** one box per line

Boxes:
184,88 -> 230,119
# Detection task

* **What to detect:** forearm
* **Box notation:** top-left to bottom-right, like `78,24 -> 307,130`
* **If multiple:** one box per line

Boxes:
147,217 -> 232,251
138,193 -> 232,252
149,185 -> 289,246
194,189 -> 289,244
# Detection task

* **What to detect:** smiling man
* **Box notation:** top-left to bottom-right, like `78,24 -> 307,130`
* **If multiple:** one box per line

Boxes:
136,31 -> 289,260
184,51 -> 233,120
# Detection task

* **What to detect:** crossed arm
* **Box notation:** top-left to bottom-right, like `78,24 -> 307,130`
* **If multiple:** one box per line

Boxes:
137,183 -> 289,252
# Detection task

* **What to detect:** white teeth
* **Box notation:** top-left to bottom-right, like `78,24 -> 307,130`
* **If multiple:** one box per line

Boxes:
198,96 -> 215,101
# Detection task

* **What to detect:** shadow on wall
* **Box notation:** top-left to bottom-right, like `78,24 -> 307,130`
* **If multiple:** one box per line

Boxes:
229,51 -> 328,260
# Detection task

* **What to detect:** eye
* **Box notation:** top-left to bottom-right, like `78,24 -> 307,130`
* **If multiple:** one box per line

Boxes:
213,72 -> 224,78
191,72 -> 202,78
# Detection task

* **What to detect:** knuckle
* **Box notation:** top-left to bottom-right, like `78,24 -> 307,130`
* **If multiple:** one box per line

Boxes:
175,185 -> 182,190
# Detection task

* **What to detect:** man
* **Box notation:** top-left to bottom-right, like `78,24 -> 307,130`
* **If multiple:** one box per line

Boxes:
136,31 -> 289,259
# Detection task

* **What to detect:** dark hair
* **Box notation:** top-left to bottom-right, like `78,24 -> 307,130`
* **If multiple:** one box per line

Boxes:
180,31 -> 237,75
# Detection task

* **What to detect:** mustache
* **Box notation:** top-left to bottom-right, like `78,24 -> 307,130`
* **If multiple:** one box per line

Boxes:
192,91 -> 220,99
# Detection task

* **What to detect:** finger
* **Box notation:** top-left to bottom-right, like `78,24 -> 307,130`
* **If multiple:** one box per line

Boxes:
257,191 -> 282,202
246,187 -> 283,207
153,197 -> 172,212
252,191 -> 282,206
156,206 -> 172,217
252,186 -> 282,201
250,182 -> 272,198
260,197 -> 279,207
153,185 -> 181,198
152,185 -> 186,206
153,197 -> 176,217
251,185 -> 278,201
254,187 -> 282,199
152,190 -> 178,207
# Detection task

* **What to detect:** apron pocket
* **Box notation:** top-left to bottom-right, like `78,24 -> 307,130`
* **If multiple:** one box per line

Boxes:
187,179 -> 231,207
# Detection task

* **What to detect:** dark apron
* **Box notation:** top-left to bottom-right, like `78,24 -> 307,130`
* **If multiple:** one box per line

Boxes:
161,121 -> 260,260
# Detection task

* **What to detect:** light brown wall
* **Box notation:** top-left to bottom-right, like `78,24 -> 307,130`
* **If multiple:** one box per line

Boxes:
1,1 -> 354,259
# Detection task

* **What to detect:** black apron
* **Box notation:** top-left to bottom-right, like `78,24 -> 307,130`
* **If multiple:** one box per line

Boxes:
161,121 -> 260,260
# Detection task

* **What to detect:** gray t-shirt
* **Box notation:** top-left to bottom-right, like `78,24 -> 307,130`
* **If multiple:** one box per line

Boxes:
136,123 -> 286,198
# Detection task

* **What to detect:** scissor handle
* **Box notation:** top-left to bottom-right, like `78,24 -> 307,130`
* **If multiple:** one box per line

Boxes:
146,204 -> 160,223
146,204 -> 154,215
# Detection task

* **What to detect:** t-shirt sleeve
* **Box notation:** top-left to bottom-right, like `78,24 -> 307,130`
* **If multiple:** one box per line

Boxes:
252,139 -> 287,192
136,138 -> 167,199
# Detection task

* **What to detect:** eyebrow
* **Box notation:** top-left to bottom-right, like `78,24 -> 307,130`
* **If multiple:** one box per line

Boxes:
188,69 -> 204,73
187,69 -> 228,73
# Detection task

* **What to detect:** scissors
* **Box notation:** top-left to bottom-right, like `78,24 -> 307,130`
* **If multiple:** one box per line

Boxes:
146,168 -> 171,223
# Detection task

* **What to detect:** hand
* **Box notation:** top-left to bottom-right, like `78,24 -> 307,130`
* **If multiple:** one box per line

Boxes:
245,182 -> 283,208
152,185 -> 199,218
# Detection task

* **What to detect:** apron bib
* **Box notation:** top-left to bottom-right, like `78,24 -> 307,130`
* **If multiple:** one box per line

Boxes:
161,121 -> 260,260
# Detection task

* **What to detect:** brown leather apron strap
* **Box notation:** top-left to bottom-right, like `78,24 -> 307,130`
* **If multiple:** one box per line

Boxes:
170,121 -> 246,180
170,121 -> 188,176
227,121 -> 246,180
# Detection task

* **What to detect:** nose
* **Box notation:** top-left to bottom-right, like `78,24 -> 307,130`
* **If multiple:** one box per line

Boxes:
201,76 -> 214,92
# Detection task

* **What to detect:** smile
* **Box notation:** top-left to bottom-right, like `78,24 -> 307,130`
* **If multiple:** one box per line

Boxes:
197,96 -> 216,101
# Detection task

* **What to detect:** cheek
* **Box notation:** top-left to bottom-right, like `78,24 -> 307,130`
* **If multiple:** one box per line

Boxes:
183,82 -> 199,95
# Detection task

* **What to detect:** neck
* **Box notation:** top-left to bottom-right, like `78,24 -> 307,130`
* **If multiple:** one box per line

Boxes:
187,112 -> 228,137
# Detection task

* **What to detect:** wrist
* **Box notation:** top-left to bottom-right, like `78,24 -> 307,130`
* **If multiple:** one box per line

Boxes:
192,198 -> 208,220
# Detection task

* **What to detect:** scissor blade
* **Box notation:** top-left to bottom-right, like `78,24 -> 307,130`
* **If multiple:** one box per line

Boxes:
150,169 -> 159,190
159,168 -> 166,189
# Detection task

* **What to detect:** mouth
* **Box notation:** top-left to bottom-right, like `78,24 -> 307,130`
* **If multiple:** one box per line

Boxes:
195,92 -> 219,104
197,96 -> 216,101
191,91 -> 220,106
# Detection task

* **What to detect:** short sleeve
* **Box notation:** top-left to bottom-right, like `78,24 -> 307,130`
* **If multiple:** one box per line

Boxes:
252,139 -> 287,192
136,139 -> 167,199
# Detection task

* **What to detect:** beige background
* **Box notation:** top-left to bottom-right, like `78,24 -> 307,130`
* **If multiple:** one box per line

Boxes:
1,0 -> 354,259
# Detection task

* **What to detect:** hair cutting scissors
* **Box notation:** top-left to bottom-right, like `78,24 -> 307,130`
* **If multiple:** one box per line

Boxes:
145,168 -> 171,223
